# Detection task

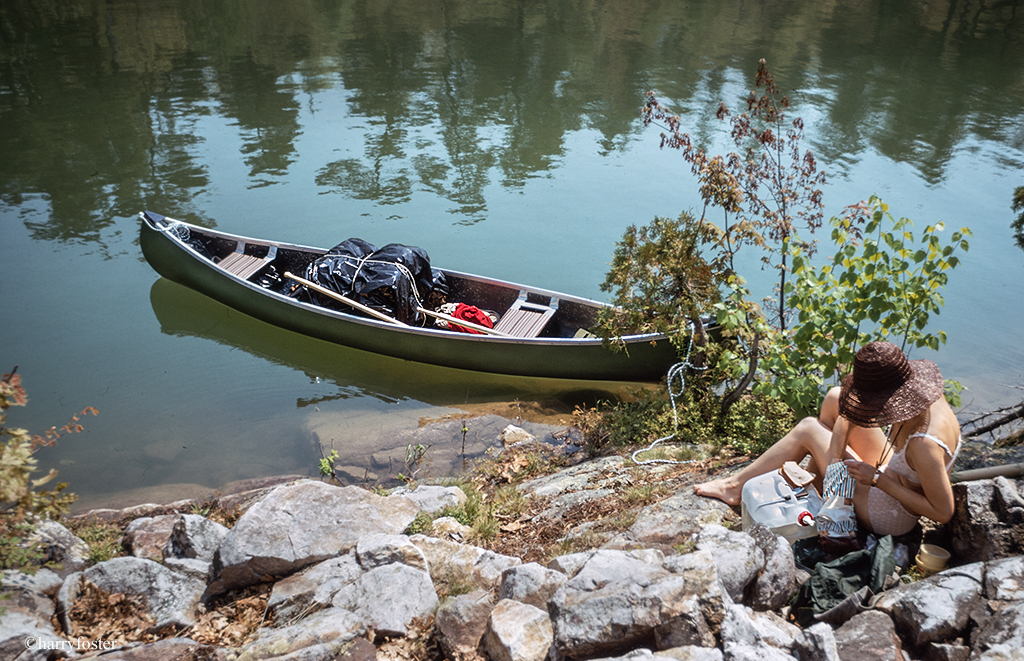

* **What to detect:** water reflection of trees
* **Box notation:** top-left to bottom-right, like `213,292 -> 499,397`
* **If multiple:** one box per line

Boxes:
1,0 -> 1023,242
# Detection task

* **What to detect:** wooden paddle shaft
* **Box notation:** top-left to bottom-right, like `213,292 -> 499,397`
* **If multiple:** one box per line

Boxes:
284,272 -> 408,327
416,307 -> 511,337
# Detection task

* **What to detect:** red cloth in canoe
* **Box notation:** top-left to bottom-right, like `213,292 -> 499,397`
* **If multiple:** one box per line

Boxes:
450,303 -> 494,334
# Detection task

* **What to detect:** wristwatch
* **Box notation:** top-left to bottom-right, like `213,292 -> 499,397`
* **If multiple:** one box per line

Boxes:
871,468 -> 882,487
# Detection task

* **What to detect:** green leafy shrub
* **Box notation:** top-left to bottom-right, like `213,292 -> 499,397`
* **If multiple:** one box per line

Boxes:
592,60 -> 969,455
595,212 -> 721,362
574,385 -> 793,458
756,197 -> 970,416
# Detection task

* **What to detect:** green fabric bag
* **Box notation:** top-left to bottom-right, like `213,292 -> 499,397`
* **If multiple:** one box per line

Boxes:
790,535 -> 896,627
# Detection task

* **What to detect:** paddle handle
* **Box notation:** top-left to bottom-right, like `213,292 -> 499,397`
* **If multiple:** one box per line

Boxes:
284,272 -> 408,327
417,307 -> 511,338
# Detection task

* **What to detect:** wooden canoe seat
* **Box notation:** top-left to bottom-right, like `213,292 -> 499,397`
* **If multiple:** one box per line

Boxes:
493,297 -> 556,338
218,242 -> 277,280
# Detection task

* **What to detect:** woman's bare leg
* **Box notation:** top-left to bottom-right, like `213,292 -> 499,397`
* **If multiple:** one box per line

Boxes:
693,415 -> 834,506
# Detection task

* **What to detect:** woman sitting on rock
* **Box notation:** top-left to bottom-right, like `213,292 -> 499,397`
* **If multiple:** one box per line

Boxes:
694,341 -> 962,535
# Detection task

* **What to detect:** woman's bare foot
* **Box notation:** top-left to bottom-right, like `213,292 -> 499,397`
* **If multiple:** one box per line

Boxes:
693,476 -> 742,507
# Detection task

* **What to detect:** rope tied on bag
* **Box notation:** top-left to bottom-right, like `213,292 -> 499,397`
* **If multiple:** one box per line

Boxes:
344,255 -> 427,312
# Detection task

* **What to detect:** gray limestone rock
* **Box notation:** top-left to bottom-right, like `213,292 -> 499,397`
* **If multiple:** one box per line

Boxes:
331,563 -> 439,636
162,557 -> 212,582
745,524 -> 797,612
923,641 -> 970,661
872,562 -> 985,649
355,533 -> 428,572
123,514 -> 179,562
792,622 -> 840,661
410,534 -> 520,592
949,478 -> 1024,563
654,648 -> 725,661
516,456 -> 626,499
29,519 -> 91,573
0,609 -> 75,661
162,513 -> 229,562
209,481 -> 419,595
73,638 -> 229,660
1,568 -> 63,620
549,548 -> 725,659
430,516 -> 474,542
661,550 -> 733,632
268,554 -> 363,622
832,610 -> 906,661
500,425 -> 538,448
482,599 -> 554,661
695,525 -> 765,603
719,604 -> 800,653
235,606 -> 365,661
393,484 -> 467,514
498,562 -> 568,609
435,589 -> 495,660
57,556 -> 206,633
983,555 -> 1024,601
589,649 -> 724,661
549,548 -> 665,578
628,492 -> 735,547
969,600 -> 1024,661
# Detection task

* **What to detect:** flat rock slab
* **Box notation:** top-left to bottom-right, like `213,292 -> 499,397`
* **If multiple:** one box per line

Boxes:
628,491 -> 735,547
209,481 -> 419,594
516,456 -> 627,499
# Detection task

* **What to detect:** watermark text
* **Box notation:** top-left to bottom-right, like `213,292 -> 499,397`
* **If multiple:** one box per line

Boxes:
25,636 -> 117,652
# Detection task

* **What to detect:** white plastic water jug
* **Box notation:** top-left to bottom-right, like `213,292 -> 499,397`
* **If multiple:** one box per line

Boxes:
740,465 -> 823,545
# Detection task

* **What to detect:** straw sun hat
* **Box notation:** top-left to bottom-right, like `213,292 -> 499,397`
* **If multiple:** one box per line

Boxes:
838,341 -> 945,428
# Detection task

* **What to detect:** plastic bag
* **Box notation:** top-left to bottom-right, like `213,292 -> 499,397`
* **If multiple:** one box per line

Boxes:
816,461 -> 860,555
303,239 -> 448,324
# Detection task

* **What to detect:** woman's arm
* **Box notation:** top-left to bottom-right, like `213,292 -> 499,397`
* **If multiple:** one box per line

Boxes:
827,415 -> 851,466
846,437 -> 956,523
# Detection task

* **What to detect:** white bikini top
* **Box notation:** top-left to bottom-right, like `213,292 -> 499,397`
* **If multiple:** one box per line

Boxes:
885,432 -> 961,485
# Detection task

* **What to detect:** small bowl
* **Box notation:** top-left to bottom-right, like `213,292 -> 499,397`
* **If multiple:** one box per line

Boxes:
915,543 -> 951,574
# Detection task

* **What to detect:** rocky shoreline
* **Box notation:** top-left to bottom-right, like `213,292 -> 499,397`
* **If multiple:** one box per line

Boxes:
2,422 -> 1024,661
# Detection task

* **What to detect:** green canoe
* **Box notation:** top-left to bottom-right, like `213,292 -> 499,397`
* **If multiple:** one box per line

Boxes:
139,211 -> 682,381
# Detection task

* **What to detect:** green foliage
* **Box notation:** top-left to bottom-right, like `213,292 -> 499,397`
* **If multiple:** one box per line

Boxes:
66,518 -> 123,564
599,60 -> 969,457
405,510 -> 435,536
1013,186 -> 1024,252
596,213 -> 721,357
621,59 -> 830,415
318,449 -> 339,479
575,387 -> 794,457
403,482 -> 509,542
1,369 -> 90,571
756,197 -> 970,416
572,391 -> 678,452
